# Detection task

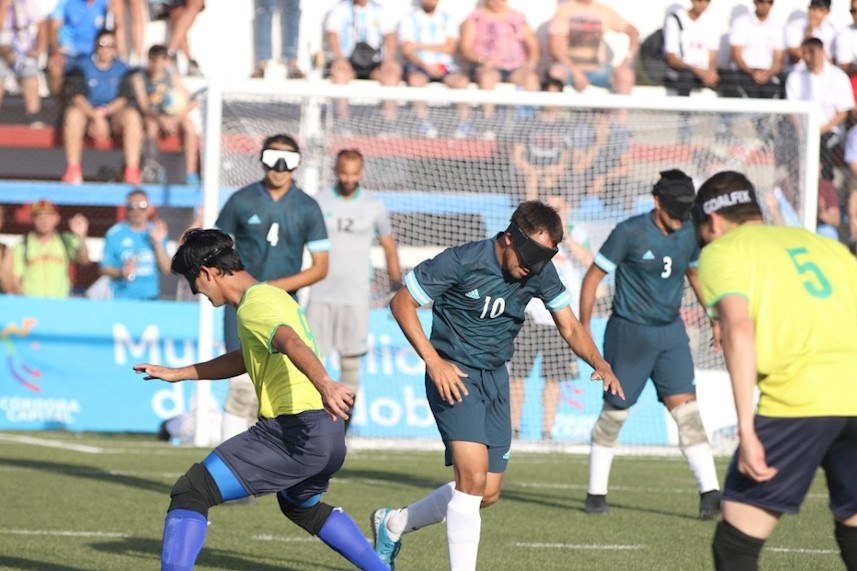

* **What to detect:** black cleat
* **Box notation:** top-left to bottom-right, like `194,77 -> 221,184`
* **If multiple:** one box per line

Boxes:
699,489 -> 722,520
585,493 -> 609,514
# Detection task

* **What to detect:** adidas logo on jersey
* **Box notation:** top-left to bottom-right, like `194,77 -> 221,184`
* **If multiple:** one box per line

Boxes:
642,250 -> 655,260
247,214 -> 262,225
465,289 -> 480,299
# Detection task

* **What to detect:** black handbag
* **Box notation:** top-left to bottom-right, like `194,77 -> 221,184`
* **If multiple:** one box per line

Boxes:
350,41 -> 381,76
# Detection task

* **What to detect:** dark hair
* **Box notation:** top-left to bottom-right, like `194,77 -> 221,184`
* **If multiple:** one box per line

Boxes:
801,36 -> 824,50
126,188 -> 148,200
94,28 -> 115,45
541,77 -> 565,92
695,171 -> 763,224
653,168 -> 693,194
336,148 -> 364,165
510,201 -> 563,245
261,134 -> 300,157
171,228 -> 244,286
809,0 -> 831,9
148,44 -> 169,58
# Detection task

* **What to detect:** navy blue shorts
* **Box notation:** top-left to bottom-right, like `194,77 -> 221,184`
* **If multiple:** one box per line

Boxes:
724,416 -> 857,519
603,316 -> 695,408
425,359 -> 511,473
205,411 -> 346,504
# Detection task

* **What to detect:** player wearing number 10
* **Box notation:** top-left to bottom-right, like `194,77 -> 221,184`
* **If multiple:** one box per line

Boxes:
579,169 -> 722,519
694,171 -> 857,571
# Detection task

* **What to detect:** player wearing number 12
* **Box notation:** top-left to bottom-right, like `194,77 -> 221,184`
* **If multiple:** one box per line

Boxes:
579,169 -> 722,519
694,171 -> 857,571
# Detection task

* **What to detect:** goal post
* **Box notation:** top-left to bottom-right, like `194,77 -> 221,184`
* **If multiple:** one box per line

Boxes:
193,79 -> 819,450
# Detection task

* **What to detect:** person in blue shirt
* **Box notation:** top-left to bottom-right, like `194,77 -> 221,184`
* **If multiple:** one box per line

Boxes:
100,189 -> 171,300
61,29 -> 142,185
578,169 -> 722,519
215,133 -> 330,443
370,201 -> 623,570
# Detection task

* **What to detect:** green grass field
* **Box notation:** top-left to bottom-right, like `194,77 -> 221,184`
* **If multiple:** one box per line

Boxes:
0,431 -> 844,570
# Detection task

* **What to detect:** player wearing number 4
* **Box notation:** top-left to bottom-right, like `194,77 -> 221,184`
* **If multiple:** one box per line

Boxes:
694,171 -> 857,571
579,169 -> 722,519
370,201 -> 623,570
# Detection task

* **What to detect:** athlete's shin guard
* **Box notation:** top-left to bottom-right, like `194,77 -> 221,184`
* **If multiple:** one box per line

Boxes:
340,355 -> 361,395
670,400 -> 720,492
161,509 -> 208,571
835,520 -> 857,570
712,520 -> 765,571
318,507 -> 389,571
446,490 -> 482,571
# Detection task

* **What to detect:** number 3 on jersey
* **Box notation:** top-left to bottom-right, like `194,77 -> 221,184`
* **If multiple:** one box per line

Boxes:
661,256 -> 672,278
480,296 -> 505,319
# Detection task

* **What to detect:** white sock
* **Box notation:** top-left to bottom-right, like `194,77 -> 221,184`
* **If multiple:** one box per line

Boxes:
387,481 -> 455,538
588,443 -> 615,495
446,490 -> 482,571
683,442 -> 720,492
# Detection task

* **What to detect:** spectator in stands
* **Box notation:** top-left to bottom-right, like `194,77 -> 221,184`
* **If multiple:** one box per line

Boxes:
398,0 -> 471,139
567,108 -> 632,211
766,163 -> 841,240
324,0 -> 402,128
252,0 -> 303,79
459,0 -> 539,135
47,0 -> 124,97
785,0 -> 836,67
133,43 -> 200,185
786,37 -> 854,180
510,78 -> 571,201
835,0 -> 857,106
61,29 -> 142,185
0,204 -> 19,295
848,186 -> 857,253
663,0 -> 720,96
161,0 -> 205,77
546,0 -> 638,95
721,0 -> 785,99
11,199 -> 89,298
100,189 -> 171,300
0,0 -> 48,125
119,0 -> 146,65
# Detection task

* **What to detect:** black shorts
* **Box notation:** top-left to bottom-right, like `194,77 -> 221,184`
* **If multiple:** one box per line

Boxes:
509,318 -> 578,380
723,416 -> 857,519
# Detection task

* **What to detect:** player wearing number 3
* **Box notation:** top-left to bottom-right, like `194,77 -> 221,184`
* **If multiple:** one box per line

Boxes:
694,172 -> 857,570
579,169 -> 722,519
369,201 -> 622,570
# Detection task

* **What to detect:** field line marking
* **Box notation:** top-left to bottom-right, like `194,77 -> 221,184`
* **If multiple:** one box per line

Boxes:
252,534 -> 316,542
515,542 -> 645,550
0,434 -> 104,453
0,528 -> 127,538
768,547 -> 839,555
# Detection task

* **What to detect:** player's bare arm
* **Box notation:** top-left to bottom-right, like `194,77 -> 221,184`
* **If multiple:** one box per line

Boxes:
134,350 -> 246,383
390,287 -> 468,405
267,250 -> 329,293
716,295 -> 777,483
552,306 -> 624,399
579,263 -> 607,335
271,324 -> 353,421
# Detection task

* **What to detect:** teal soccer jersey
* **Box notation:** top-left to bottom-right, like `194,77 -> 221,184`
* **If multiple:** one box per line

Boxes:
215,182 -> 330,284
406,235 -> 571,370
595,212 -> 699,326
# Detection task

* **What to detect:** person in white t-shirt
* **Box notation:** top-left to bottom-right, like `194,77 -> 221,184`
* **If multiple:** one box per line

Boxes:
663,0 -> 721,96
785,0 -> 837,67
721,0 -> 785,99
834,0 -> 857,105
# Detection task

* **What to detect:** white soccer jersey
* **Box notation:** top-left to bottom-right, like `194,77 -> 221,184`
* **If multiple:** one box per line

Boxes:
324,0 -> 397,58
398,8 -> 457,69
663,9 -> 719,71
310,186 -> 393,306
786,61 -> 855,134
729,12 -> 785,71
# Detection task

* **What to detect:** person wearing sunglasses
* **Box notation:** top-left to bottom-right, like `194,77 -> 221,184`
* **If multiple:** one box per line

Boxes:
369,201 -> 622,570
215,133 -> 330,443
721,0 -> 785,99
99,188 -> 170,299
578,169 -> 722,519
134,228 -> 388,571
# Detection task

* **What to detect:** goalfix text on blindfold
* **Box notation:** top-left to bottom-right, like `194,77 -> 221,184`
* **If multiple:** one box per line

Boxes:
261,149 -> 301,172
506,222 -> 558,275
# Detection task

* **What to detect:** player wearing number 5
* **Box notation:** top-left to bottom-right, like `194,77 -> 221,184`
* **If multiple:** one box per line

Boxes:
579,169 -> 722,519
215,134 -> 330,442
369,201 -> 622,570
694,172 -> 857,570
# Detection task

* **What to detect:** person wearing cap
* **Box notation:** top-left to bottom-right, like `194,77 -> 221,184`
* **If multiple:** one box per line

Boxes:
369,200 -> 622,570
215,133 -> 330,443
578,169 -> 722,519
693,170 -> 857,570
11,200 -> 89,298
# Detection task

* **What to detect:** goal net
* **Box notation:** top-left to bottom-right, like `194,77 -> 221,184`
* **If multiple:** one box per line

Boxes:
199,80 -> 818,451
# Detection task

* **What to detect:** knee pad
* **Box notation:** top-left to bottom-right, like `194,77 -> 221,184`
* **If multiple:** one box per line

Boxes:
339,355 -> 361,395
591,402 -> 629,447
277,492 -> 334,536
670,400 -> 709,449
168,463 -> 223,516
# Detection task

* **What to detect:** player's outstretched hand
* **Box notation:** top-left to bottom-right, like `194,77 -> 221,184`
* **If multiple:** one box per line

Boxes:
318,380 -> 354,421
426,358 -> 469,405
591,362 -> 624,400
133,363 -> 185,383
737,432 -> 778,483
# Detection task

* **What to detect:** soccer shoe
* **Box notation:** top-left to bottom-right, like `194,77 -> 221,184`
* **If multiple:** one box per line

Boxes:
584,493 -> 609,515
371,508 -> 402,569
699,489 -> 722,520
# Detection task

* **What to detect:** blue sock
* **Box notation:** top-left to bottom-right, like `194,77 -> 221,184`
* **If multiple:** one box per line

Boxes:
161,509 -> 208,571
318,508 -> 389,571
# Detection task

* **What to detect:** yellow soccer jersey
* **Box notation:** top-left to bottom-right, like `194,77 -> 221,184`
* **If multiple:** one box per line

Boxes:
236,284 -> 323,418
699,224 -> 857,417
